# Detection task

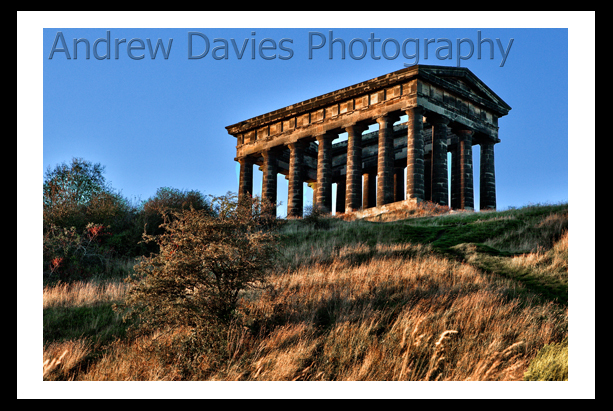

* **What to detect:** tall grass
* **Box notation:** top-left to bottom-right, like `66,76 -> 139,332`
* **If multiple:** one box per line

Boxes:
43,278 -> 131,380
43,203 -> 568,381
66,241 -> 566,381
484,208 -> 568,253
217,242 -> 566,381
43,279 -> 130,309
43,339 -> 92,380
509,230 -> 568,280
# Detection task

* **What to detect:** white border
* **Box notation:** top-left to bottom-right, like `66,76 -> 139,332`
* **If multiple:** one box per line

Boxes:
18,11 -> 594,399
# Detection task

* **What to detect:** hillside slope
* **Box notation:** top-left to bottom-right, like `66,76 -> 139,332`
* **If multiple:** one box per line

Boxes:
44,203 -> 568,382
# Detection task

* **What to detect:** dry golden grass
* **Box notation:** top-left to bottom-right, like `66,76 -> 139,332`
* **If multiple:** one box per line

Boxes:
59,240 -> 566,381
485,209 -> 568,253
43,339 -> 91,380
78,331 -> 184,381
508,230 -> 568,282
43,279 -> 130,309
209,243 -> 565,381
43,279 -> 131,380
44,205 -> 568,382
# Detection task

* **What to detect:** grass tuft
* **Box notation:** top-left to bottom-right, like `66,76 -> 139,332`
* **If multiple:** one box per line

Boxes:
523,338 -> 568,381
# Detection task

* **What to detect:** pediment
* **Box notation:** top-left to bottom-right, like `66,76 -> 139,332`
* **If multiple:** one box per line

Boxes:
417,65 -> 511,116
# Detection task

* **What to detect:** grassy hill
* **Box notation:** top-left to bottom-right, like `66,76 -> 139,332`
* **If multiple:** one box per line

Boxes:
43,202 -> 568,382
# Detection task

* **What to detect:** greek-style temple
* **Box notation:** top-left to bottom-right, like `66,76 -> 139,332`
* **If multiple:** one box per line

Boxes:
226,64 -> 511,217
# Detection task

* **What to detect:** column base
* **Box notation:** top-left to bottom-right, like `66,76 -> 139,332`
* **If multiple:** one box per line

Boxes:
342,198 -> 421,220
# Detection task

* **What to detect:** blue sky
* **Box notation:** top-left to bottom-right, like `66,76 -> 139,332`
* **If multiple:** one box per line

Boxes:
41,26 -> 570,215
20,12 -> 594,399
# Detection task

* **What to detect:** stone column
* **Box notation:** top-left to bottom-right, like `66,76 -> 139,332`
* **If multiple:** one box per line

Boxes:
308,182 -> 318,208
453,130 -> 474,210
376,115 -> 395,206
362,170 -> 377,209
424,151 -> 432,202
451,143 -> 460,209
261,149 -> 279,211
394,166 -> 404,202
345,123 -> 368,213
316,132 -> 335,212
405,106 -> 425,202
430,114 -> 450,206
287,141 -> 307,218
238,156 -> 254,200
335,180 -> 346,214
480,140 -> 497,211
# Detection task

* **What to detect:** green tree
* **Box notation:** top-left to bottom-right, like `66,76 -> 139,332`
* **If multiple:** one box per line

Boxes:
141,187 -> 212,233
43,157 -> 131,232
44,158 -> 107,206
43,158 -> 137,280
137,187 -> 213,255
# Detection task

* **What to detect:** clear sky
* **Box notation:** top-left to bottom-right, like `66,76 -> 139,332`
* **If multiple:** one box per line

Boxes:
41,25 -> 570,215
19,12 -> 594,399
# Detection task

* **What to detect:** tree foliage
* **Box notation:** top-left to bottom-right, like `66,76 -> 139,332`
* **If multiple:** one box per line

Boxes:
122,193 -> 279,338
44,158 -> 107,207
43,222 -> 117,281
43,158 -> 140,280
141,187 -> 213,234
43,157 -> 131,232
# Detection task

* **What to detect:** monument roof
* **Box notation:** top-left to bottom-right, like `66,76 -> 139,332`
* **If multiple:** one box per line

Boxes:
226,64 -> 511,136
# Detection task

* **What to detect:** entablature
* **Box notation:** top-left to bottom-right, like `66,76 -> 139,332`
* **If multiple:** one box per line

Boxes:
227,65 -> 511,157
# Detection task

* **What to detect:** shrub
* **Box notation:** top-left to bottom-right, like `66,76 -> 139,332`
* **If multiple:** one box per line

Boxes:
43,223 -> 117,282
138,187 -> 214,254
43,157 -> 143,261
142,187 -> 212,223
302,204 -> 332,229
120,194 -> 279,358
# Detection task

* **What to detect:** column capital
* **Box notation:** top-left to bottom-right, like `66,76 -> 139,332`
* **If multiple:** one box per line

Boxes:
403,105 -> 424,116
238,155 -> 254,165
344,122 -> 369,135
374,115 -> 389,128
426,112 -> 450,125
287,140 -> 309,151
479,138 -> 497,146
374,112 -> 401,127
453,128 -> 474,141
261,148 -> 280,159
315,132 -> 335,143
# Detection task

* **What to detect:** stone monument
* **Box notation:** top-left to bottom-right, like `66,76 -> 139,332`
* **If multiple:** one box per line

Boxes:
226,65 -> 511,216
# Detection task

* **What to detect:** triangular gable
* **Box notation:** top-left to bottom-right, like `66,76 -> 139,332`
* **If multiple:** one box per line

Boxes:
418,65 -> 512,116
